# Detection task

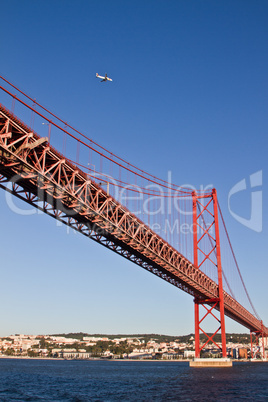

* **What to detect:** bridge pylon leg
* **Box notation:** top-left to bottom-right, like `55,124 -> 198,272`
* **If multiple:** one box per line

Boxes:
192,190 -> 227,358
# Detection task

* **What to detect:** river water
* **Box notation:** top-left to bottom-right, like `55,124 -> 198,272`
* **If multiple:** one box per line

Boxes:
0,358 -> 267,401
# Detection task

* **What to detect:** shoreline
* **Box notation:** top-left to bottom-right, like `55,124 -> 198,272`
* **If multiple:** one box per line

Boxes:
0,355 -> 266,363
0,355 -> 188,362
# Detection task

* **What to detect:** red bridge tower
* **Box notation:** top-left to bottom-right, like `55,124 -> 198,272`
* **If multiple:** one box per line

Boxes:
192,189 -> 227,358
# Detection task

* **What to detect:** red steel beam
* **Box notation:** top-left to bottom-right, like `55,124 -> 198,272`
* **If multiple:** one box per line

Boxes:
212,189 -> 227,357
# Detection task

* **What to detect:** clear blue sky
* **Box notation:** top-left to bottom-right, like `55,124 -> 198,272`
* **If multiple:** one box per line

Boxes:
0,0 -> 267,337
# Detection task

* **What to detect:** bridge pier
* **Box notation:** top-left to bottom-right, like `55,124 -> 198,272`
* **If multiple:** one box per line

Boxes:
190,358 -> 232,367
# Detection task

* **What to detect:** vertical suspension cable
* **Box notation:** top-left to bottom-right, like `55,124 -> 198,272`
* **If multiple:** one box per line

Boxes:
63,123 -> 67,156
30,99 -> 36,130
11,96 -> 15,113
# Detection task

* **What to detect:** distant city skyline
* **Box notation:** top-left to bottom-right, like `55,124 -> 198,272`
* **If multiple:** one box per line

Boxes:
1,332 -> 261,360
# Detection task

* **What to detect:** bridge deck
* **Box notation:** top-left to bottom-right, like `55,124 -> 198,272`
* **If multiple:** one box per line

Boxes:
0,103 -> 266,335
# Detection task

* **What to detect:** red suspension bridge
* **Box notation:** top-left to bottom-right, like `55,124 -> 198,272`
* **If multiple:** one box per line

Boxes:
0,77 -> 267,360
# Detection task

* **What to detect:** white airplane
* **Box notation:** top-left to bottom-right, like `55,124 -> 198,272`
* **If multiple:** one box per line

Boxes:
96,73 -> 113,82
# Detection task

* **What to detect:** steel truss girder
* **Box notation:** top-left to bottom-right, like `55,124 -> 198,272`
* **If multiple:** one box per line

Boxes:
0,104 -> 266,336
0,180 -> 196,294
